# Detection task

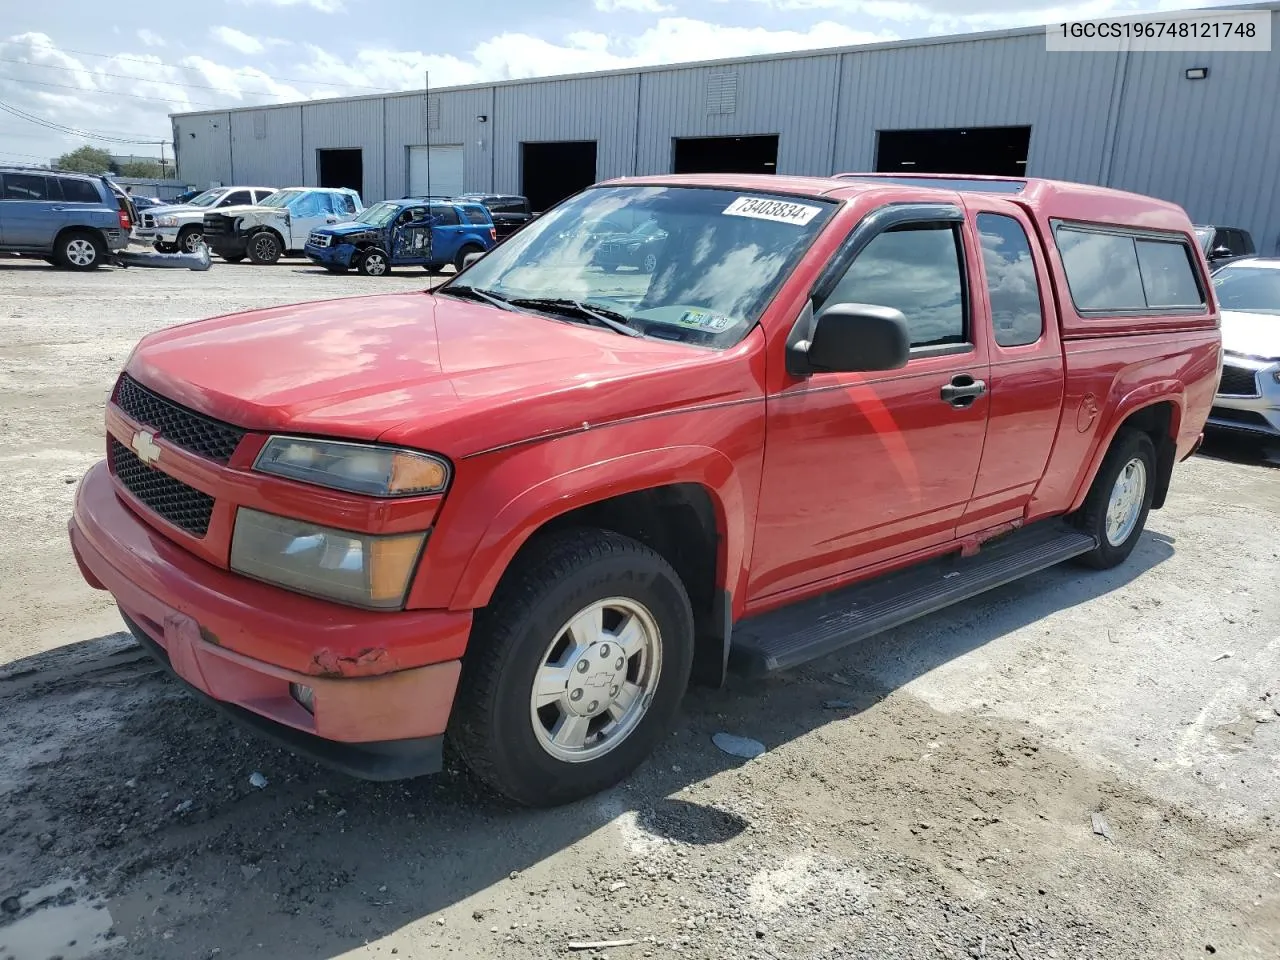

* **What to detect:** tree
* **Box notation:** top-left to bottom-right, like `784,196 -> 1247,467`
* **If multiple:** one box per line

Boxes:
54,145 -> 114,174
119,160 -> 166,179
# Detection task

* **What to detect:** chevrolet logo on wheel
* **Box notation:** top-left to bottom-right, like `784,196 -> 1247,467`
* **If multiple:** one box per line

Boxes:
131,430 -> 161,465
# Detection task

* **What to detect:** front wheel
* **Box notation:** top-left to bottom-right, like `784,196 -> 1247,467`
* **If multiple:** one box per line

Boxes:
357,247 -> 390,276
448,529 -> 694,807
1071,429 -> 1156,569
177,226 -> 204,254
247,232 -> 281,265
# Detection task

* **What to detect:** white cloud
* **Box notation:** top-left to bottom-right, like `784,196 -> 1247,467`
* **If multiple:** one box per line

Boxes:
136,29 -> 165,48
233,0 -> 346,12
594,0 -> 674,12
211,26 -> 265,55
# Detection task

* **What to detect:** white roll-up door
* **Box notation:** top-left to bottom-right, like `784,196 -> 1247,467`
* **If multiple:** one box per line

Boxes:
408,144 -> 464,197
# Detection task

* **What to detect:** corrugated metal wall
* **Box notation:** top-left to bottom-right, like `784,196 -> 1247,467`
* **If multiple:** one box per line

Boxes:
175,11 -> 1280,248
228,106 -> 303,189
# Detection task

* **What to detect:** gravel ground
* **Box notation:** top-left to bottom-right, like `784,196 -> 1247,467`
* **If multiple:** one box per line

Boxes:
1,255 -> 1278,960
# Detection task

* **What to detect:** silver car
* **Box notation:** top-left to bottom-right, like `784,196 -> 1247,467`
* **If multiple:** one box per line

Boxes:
1209,257 -> 1280,438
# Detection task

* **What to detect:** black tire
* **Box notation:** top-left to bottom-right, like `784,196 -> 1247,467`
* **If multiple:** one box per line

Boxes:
454,245 -> 483,273
246,231 -> 282,265
1071,429 -> 1156,569
56,230 -> 105,271
221,253 -> 246,263
154,242 -> 178,254
357,247 -> 390,277
177,226 -> 204,254
449,528 -> 695,807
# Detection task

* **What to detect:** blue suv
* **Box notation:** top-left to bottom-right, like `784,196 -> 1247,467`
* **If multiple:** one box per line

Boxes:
304,197 -> 496,276
0,167 -> 133,270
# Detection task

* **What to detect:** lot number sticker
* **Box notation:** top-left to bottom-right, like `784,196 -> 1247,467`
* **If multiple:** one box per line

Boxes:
723,196 -> 822,226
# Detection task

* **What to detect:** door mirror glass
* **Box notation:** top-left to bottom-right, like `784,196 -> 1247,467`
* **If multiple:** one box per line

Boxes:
791,303 -> 911,375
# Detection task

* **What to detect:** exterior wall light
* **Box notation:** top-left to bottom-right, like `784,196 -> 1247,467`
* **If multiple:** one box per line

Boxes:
1185,67 -> 1208,80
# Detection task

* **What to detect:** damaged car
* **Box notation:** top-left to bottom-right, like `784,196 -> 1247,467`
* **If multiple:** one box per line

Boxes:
203,187 -> 362,264
304,198 -> 496,275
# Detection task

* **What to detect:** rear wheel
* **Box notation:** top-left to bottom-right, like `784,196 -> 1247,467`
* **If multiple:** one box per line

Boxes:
448,528 -> 694,807
247,232 -> 281,265
454,244 -> 483,272
57,230 -> 104,271
1071,429 -> 1156,569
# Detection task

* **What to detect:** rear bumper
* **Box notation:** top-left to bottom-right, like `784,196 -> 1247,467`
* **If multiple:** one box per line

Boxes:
69,460 -> 470,778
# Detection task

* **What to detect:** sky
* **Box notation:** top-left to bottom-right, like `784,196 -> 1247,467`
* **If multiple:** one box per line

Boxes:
0,0 -> 1240,166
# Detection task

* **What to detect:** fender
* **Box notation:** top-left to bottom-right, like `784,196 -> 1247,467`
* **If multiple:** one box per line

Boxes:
448,444 -> 747,612
1067,378 -> 1185,513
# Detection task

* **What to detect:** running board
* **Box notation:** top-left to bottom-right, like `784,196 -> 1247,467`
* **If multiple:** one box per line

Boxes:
729,522 -> 1098,676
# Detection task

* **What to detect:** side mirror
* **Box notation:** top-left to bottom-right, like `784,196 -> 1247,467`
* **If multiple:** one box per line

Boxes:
1209,245 -> 1232,260
788,303 -> 911,377
461,250 -> 486,270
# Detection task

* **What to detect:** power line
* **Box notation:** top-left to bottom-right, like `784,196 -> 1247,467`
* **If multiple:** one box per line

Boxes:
0,54 -> 307,100
0,99 -> 168,144
0,74 -> 256,108
17,41 -> 397,91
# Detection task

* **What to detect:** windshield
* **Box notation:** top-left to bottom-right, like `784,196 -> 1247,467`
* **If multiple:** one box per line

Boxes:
447,186 -> 836,348
187,190 -> 223,208
259,189 -> 302,208
354,202 -> 399,227
1213,266 -> 1280,315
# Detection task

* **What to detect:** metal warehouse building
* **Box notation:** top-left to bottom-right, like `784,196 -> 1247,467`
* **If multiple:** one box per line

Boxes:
172,5 -> 1280,249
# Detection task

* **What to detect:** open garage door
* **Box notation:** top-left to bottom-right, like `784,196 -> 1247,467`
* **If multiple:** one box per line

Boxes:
673,135 -> 778,175
876,127 -> 1031,176
521,141 -> 597,214
318,149 -> 363,195
408,144 -> 464,198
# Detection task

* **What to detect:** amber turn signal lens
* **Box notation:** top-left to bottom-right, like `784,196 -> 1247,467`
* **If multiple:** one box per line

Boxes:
389,452 -> 448,496
369,533 -> 429,604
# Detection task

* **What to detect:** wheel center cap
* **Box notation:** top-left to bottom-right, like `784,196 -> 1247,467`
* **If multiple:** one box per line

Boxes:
565,643 -> 626,717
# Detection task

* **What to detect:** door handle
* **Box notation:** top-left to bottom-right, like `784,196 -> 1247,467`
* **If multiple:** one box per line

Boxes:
50,206 -> 66,211
940,374 -> 987,407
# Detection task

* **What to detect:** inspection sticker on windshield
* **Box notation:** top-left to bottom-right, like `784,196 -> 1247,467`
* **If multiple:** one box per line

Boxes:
674,309 -> 735,331
723,196 -> 822,226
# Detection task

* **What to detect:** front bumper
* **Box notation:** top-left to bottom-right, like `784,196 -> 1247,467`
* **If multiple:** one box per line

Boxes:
305,242 -> 356,268
69,460 -> 470,779
138,226 -> 180,244
1209,358 -> 1280,437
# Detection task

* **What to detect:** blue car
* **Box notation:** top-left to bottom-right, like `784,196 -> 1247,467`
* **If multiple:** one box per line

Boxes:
304,197 -> 496,276
0,166 -> 133,270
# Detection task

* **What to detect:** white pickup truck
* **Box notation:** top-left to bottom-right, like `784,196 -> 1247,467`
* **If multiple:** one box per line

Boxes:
202,187 -> 363,264
137,186 -> 278,254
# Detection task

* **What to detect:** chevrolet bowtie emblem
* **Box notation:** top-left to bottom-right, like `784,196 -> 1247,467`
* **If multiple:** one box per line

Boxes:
131,430 -> 161,465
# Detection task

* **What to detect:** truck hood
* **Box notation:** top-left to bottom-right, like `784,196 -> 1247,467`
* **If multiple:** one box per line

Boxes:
1221,309 -> 1280,361
124,293 -> 759,457
206,204 -> 286,220
144,203 -> 204,218
313,222 -> 377,239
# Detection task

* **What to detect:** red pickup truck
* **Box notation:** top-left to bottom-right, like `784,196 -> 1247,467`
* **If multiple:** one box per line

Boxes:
69,173 -> 1221,806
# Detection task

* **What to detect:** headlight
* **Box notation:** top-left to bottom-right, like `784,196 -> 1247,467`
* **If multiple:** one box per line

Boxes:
157,215 -> 178,227
231,508 -> 425,609
254,437 -> 450,497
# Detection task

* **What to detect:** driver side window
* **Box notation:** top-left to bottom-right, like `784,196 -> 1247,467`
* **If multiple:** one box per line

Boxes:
291,192 -> 325,218
817,222 -> 968,349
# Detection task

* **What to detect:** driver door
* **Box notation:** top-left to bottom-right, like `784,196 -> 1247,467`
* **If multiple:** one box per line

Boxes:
287,192 -> 335,248
748,202 -> 992,604
391,206 -> 432,264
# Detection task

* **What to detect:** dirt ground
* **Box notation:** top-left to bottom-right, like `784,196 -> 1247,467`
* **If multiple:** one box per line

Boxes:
1,255 -> 1278,960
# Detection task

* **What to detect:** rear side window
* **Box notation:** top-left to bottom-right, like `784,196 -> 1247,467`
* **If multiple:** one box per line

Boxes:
430,204 -> 461,225
222,189 -> 253,206
1058,227 -> 1205,312
462,206 -> 489,225
820,222 -> 967,349
338,194 -> 357,215
1134,239 -> 1203,307
977,214 -> 1043,347
2,173 -> 50,201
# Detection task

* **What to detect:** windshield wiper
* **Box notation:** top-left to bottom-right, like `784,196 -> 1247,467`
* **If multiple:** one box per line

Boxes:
505,298 -> 642,338
440,284 -> 526,313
